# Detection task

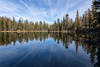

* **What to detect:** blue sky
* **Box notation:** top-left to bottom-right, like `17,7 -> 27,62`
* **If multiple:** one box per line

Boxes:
0,0 -> 92,24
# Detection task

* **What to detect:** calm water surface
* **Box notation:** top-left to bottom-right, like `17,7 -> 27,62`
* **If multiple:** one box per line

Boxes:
0,32 -> 99,67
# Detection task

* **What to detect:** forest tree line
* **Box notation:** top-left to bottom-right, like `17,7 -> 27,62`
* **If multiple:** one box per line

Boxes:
0,0 -> 100,32
0,17 -> 48,31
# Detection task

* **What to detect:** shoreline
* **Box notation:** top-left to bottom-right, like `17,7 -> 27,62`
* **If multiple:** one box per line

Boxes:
0,31 -> 69,33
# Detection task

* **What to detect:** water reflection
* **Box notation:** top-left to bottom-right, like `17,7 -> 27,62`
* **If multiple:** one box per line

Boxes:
0,32 -> 48,46
0,32 -> 100,67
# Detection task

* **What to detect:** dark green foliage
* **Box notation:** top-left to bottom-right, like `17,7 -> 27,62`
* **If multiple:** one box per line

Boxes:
92,0 -> 100,29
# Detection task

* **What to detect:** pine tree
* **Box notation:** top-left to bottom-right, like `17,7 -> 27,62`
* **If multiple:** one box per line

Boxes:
92,0 -> 100,29
65,14 -> 69,30
88,8 -> 92,29
57,18 -> 60,31
75,10 -> 80,31
39,21 -> 42,31
17,18 -> 23,31
62,17 -> 66,30
3,17 -> 7,31
12,17 -> 16,31
95,0 -> 100,28
7,19 -> 11,31
0,17 -> 2,31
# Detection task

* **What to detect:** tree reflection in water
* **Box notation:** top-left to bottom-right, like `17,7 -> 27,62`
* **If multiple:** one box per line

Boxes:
0,32 -> 100,67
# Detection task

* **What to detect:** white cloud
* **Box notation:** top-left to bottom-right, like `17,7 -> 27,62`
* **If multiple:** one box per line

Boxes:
0,0 -> 92,24
68,0 -> 92,20
0,0 -> 24,19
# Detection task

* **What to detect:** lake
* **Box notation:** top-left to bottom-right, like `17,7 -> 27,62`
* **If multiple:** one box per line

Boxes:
0,32 -> 99,67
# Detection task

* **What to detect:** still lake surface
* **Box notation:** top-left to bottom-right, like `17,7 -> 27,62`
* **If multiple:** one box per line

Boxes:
0,32 -> 99,67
